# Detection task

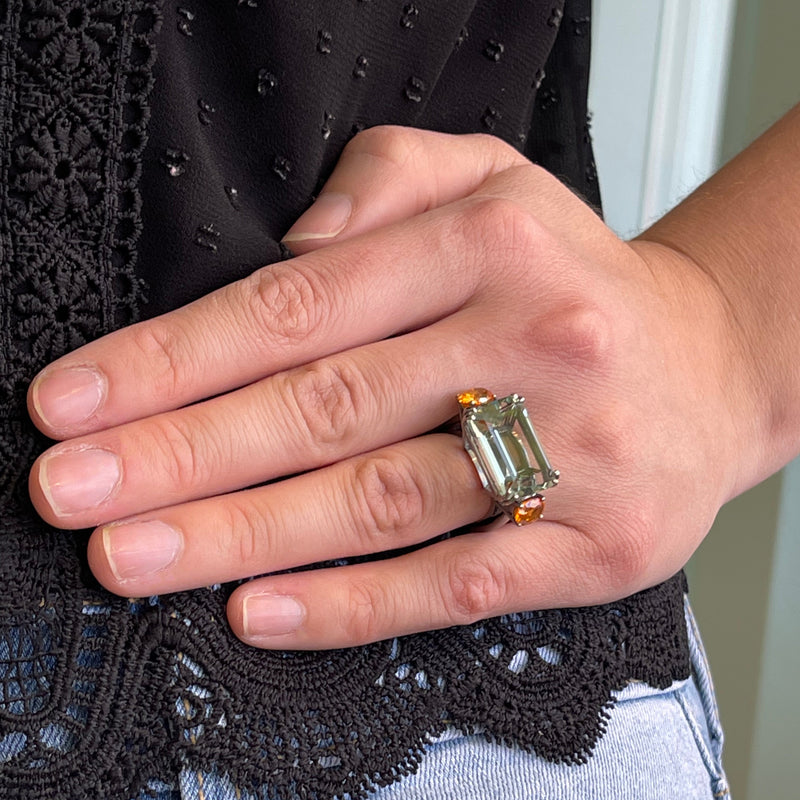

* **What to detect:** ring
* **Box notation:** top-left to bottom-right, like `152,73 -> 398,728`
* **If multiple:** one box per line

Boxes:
457,388 -> 559,526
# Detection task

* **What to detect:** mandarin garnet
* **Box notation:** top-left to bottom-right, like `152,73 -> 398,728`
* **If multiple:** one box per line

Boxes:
457,388 -> 495,407
513,495 -> 545,524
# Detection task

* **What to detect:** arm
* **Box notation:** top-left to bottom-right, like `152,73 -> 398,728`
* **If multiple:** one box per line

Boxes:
637,103 -> 800,490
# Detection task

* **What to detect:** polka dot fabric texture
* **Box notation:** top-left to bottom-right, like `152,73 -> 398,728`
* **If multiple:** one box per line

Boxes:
0,2 -> 689,798
137,0 -> 595,316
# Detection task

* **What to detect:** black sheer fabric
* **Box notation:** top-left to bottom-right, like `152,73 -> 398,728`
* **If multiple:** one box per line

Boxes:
137,0 -> 592,315
0,2 -> 689,798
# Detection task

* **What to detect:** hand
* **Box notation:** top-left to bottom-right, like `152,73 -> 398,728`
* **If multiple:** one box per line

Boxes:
27,127 -> 742,649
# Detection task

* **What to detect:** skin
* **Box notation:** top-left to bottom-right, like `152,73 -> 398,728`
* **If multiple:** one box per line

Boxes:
25,107 -> 800,650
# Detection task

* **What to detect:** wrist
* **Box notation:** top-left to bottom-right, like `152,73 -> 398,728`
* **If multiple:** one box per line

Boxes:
628,237 -> 760,504
632,107 -> 800,494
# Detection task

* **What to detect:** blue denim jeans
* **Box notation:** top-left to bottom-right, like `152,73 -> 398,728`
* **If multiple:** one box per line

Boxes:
132,599 -> 730,800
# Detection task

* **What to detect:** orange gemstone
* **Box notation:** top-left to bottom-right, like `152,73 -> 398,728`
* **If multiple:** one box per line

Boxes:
513,495 -> 545,525
457,388 -> 496,407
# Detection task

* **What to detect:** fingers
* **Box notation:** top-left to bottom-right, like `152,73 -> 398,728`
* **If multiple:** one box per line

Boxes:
28,303 -> 512,529
23,122 -> 685,654
29,187 -> 606,531
27,195 -> 489,441
281,124 -> 616,274
27,128 -> 593,447
85,434 -> 494,597
282,126 -> 526,254
27,127 -> 526,442
225,518 -> 662,651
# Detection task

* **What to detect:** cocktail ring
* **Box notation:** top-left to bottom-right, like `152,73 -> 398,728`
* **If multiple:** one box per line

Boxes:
457,388 -> 559,526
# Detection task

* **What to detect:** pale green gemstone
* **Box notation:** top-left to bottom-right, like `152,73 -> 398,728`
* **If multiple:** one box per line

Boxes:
461,394 -> 558,504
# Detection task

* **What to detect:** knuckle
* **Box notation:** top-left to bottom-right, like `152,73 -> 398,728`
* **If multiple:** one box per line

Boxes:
245,263 -> 327,345
344,125 -> 421,172
576,405 -> 639,473
129,320 -> 189,404
533,302 -> 616,375
221,499 -> 274,570
557,304 -> 615,370
340,579 -> 388,646
284,360 -> 362,449
235,518 -> 263,572
590,513 -> 657,595
469,131 -> 518,159
441,552 -> 509,625
521,160 -> 561,187
349,454 -> 427,548
458,196 -> 544,270
145,414 -> 208,494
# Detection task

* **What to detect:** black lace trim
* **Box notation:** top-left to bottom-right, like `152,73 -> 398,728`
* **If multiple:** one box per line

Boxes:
0,0 -> 159,513
0,0 -> 162,789
1,545 -> 688,799
0,2 -> 691,799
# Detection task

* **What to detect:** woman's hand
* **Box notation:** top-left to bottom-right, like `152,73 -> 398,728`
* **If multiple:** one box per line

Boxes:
26,127 -> 746,649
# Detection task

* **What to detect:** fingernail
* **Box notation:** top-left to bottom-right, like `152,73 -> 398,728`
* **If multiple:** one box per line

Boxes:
282,192 -> 352,243
32,366 -> 106,429
40,448 -> 121,516
103,521 -> 183,581
242,593 -> 306,638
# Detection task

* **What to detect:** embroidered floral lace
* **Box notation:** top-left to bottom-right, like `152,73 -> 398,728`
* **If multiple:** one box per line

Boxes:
0,1 -> 690,798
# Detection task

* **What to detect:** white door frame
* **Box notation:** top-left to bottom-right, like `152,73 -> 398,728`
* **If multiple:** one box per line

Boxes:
590,0 -> 736,236
641,0 -> 737,227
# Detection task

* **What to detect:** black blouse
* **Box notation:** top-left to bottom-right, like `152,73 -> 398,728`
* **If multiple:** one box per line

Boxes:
0,2 -> 688,798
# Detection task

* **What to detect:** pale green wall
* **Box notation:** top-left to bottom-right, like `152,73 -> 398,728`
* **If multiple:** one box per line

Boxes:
748,459 -> 800,797
721,0 -> 800,163
689,476 -> 783,797
689,1 -> 800,797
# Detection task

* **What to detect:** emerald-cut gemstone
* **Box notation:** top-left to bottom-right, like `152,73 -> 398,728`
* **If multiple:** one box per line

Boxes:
460,393 -> 559,507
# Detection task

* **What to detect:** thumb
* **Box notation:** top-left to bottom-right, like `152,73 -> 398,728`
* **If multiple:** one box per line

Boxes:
282,125 -> 526,254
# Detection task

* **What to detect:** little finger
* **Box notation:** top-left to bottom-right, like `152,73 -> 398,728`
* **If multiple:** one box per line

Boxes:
226,518 -> 664,650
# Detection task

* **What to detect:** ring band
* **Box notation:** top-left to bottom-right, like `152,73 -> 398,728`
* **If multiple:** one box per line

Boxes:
457,388 -> 559,526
